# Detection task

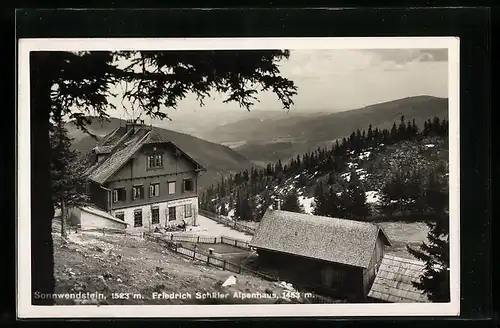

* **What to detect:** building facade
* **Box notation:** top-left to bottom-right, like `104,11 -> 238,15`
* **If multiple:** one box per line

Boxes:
83,121 -> 206,230
249,209 -> 392,301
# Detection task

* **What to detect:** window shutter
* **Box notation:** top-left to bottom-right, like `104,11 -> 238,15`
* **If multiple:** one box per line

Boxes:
149,185 -> 153,197
147,156 -> 151,168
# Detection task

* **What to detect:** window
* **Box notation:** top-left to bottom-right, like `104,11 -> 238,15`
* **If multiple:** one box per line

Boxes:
168,181 -> 176,195
168,206 -> 176,221
147,154 -> 163,169
132,185 -> 144,200
134,210 -> 143,227
184,204 -> 192,218
112,188 -> 126,202
151,207 -> 160,224
183,178 -> 194,192
149,183 -> 160,197
115,212 -> 124,221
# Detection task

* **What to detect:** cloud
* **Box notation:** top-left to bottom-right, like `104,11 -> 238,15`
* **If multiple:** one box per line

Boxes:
365,49 -> 448,65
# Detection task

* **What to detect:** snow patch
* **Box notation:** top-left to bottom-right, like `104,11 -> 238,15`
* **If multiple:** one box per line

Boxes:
359,174 -> 369,181
347,162 -> 358,169
365,191 -> 381,204
222,276 -> 237,287
228,209 -> 235,218
358,151 -> 371,160
425,144 -> 435,148
298,196 -> 315,215
341,172 -> 351,182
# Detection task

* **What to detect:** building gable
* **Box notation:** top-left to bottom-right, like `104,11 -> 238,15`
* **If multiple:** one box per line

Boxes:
107,143 -> 199,182
86,125 -> 206,185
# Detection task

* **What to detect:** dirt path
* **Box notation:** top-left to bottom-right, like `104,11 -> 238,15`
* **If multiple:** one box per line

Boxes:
183,215 -> 253,242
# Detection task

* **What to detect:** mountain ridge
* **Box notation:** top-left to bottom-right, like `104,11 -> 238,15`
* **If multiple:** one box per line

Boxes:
199,95 -> 449,166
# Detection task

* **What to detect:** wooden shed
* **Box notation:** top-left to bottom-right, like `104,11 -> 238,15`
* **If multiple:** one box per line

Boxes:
368,254 -> 430,303
249,209 -> 392,301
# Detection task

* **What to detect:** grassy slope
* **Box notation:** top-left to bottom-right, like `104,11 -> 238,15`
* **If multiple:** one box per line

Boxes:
66,117 -> 256,189
203,96 -> 448,164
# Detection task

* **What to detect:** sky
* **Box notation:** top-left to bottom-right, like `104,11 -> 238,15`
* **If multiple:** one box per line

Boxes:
107,48 -> 449,121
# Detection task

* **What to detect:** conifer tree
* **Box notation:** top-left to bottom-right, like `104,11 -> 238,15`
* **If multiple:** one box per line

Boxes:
390,122 -> 398,142
313,182 -> 327,216
339,170 -> 370,220
50,118 -> 89,238
398,115 -> 407,140
407,173 -> 449,302
282,191 -> 304,213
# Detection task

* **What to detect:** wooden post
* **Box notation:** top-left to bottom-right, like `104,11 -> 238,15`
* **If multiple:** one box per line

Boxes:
214,237 -> 216,244
234,239 -> 237,247
102,228 -> 105,235
207,254 -> 210,264
238,265 -> 242,274
223,260 -> 226,271
171,234 -> 173,241
197,236 -> 200,243
221,237 -> 223,244
192,249 -> 196,260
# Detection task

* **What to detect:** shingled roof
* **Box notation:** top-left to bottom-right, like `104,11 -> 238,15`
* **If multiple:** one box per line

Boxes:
368,254 -> 430,303
249,209 -> 392,268
85,125 -> 206,184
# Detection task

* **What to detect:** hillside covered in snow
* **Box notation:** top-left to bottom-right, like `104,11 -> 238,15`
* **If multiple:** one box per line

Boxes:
200,115 -> 449,224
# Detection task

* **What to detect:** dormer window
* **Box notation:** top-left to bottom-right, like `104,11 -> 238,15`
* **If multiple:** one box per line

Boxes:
147,154 -> 163,169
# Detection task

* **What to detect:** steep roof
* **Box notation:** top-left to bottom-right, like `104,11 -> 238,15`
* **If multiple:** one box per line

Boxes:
249,209 -> 392,268
85,125 -> 206,184
368,254 -> 430,303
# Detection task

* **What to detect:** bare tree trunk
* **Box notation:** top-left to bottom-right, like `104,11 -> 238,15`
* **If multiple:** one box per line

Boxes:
30,52 -> 55,305
60,200 -> 67,238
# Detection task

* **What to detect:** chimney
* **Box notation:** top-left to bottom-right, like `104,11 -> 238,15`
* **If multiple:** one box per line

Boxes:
273,199 -> 281,210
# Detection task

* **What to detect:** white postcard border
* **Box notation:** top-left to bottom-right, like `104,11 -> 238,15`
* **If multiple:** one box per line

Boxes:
17,37 -> 460,318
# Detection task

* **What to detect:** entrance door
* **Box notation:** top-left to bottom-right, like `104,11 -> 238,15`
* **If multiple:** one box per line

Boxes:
168,206 -> 176,222
134,210 -> 143,227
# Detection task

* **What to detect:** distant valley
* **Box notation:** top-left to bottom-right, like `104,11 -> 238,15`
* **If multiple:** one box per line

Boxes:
199,96 -> 449,166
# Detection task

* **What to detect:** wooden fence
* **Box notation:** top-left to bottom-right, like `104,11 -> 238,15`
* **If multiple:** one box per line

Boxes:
150,232 -> 251,250
79,227 -> 145,238
144,233 -> 275,280
199,210 -> 257,235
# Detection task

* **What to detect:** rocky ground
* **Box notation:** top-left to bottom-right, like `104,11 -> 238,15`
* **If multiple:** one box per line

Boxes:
53,228 -> 334,305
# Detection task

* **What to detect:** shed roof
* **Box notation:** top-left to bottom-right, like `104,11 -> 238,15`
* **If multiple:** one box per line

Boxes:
249,209 -> 391,268
85,126 -> 206,184
368,254 -> 430,303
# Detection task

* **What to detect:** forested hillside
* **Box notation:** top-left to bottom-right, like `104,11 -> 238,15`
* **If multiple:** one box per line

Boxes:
200,116 -> 449,223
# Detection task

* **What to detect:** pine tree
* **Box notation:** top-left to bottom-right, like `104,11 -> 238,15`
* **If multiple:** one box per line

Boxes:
282,191 -> 304,213
313,182 -> 327,216
390,122 -> 398,143
50,119 -> 89,238
326,187 -> 342,218
423,121 -> 429,136
407,172 -> 450,302
398,115 -> 407,140
366,124 -> 374,148
340,170 -> 370,220
407,215 -> 450,302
